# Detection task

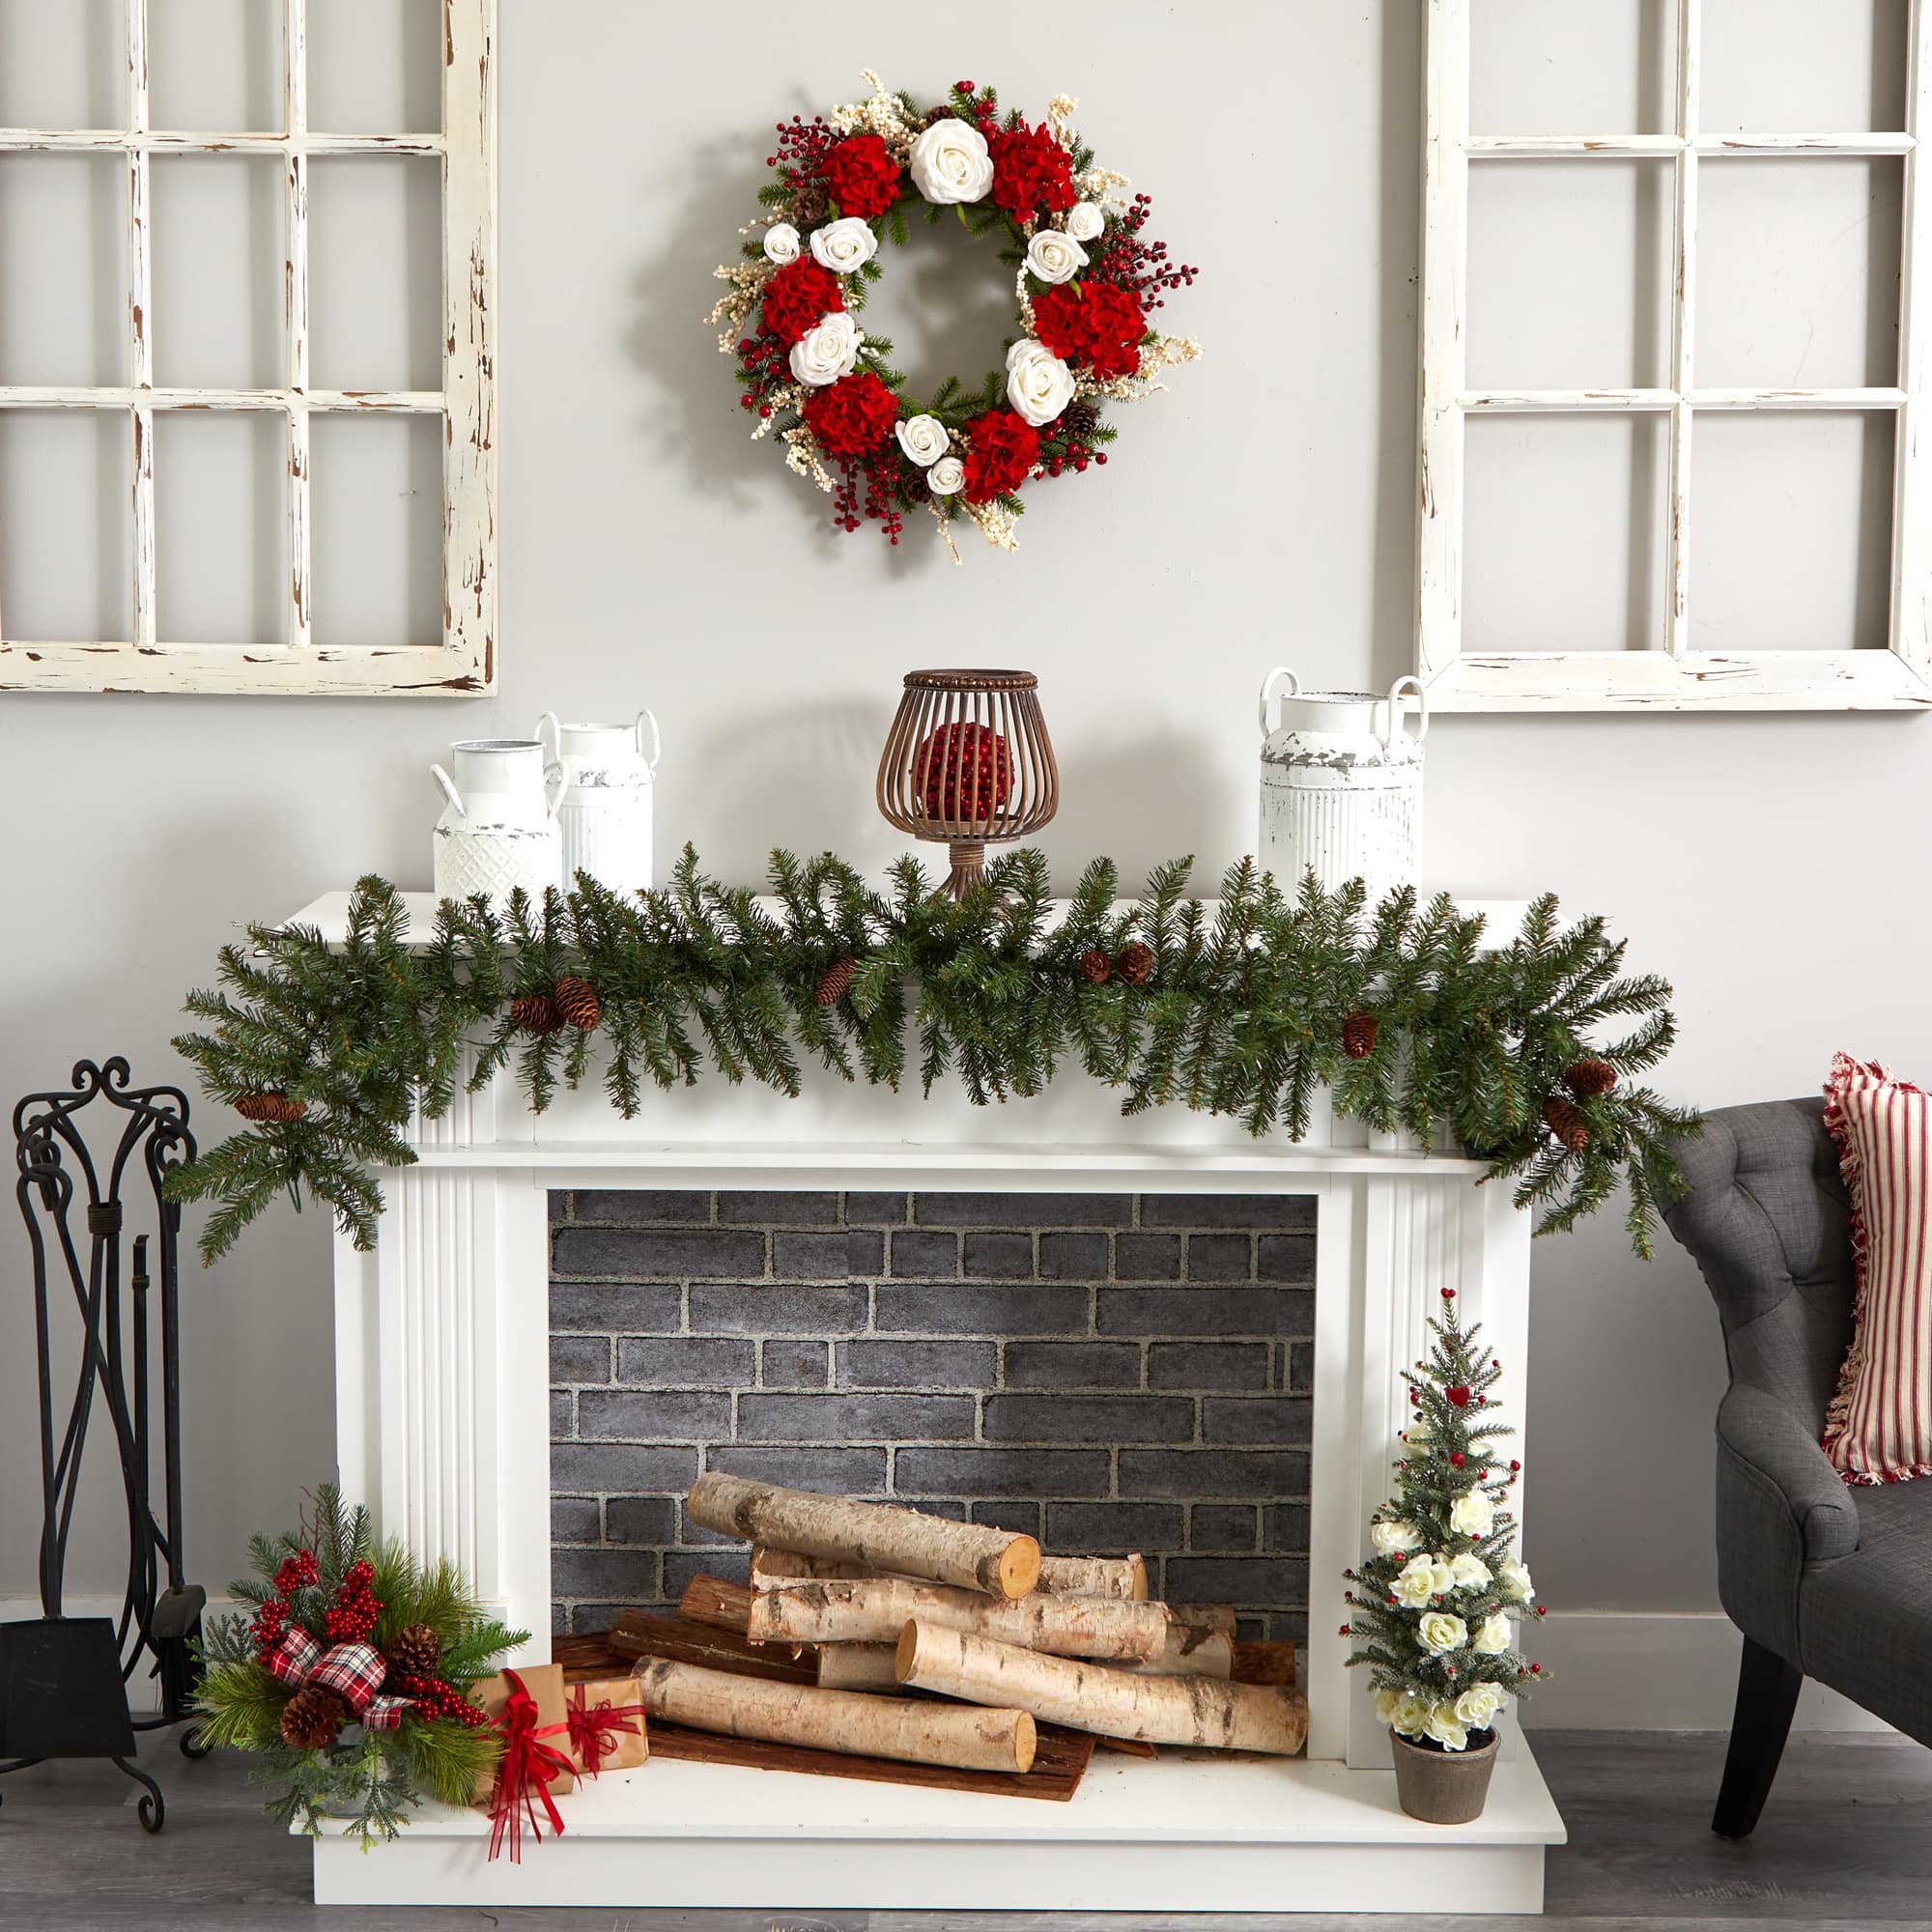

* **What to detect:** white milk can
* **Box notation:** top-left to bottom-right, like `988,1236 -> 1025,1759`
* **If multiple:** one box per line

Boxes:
430,738 -> 565,909
1258,669 -> 1428,907
536,709 -> 661,894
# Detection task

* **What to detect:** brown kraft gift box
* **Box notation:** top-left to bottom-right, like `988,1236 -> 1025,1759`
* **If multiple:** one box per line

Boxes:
469,1663 -> 577,1806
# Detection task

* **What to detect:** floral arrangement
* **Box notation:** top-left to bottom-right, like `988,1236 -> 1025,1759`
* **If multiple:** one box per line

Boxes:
194,1485 -> 526,1846
707,71 -> 1200,558
1342,1291 -> 1547,1752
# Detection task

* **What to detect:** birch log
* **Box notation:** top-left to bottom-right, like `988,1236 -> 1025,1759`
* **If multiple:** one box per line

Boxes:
679,1573 -> 753,1635
1176,1605 -> 1237,1635
630,1657 -> 1037,1774
814,1642 -> 900,1691
895,1623 -> 1308,1755
821,1626 -> 1232,1688
688,1474 -> 1040,1599
1035,1553 -> 1149,1602
1123,1625 -> 1234,1680
748,1577 -> 1174,1662
750,1546 -> 874,1589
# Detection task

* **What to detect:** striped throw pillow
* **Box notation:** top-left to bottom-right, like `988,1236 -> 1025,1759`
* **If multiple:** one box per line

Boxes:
1823,1053 -> 1932,1485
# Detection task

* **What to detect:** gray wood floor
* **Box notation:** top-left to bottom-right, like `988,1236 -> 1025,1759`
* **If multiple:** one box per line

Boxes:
0,1727 -> 1926,1929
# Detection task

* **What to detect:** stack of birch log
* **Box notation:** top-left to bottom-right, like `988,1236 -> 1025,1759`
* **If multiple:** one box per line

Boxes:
626,1474 -> 1308,1779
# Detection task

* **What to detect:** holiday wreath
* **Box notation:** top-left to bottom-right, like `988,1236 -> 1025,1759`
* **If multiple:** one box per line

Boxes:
166,850 -> 1697,1264
708,71 -> 1200,557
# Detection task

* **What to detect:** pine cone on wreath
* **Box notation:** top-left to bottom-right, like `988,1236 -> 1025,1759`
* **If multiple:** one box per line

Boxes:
1542,1097 -> 1590,1152
236,1092 -> 308,1124
923,105 -> 957,128
791,180 -> 830,227
1562,1057 -> 1618,1099
510,994 -> 561,1036
384,1622 -> 442,1680
816,956 -> 857,1007
1116,942 -> 1154,987
1077,948 -> 1113,986
1341,1010 -> 1378,1060
279,1684 -> 350,1751
554,976 -> 601,1031
1064,400 -> 1099,441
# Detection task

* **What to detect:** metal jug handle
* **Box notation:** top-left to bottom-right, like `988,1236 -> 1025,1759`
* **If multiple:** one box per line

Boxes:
430,763 -> 465,818
535,710 -> 560,768
544,761 -> 567,821
1259,668 -> 1299,736
1384,674 -> 1429,749
635,707 -> 662,775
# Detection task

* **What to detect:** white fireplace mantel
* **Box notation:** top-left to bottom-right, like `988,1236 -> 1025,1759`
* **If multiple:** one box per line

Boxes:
296,891 -> 1566,1914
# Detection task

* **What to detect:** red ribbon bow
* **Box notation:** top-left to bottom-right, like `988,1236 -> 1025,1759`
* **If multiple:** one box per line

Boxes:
565,1683 -> 647,1778
486,1668 -> 574,1862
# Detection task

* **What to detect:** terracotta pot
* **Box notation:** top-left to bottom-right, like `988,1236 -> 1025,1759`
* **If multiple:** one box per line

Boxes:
1389,1724 -> 1498,1825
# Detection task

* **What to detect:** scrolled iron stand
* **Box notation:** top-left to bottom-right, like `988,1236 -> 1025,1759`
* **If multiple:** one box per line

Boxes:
0,1060 -> 210,1833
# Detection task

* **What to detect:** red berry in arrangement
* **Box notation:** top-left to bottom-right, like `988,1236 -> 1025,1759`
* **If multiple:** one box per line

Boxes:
1537,1605 -> 1548,1617
1408,1388 -> 1420,1404
1510,1460 -> 1521,1470
957,79 -> 976,93
912,719 -> 1012,820
1446,1386 -> 1472,1407
1094,452 -> 1108,464
1450,1452 -> 1466,1467
1441,1287 -> 1456,1299
1339,1625 -> 1350,1636
740,394 -> 754,409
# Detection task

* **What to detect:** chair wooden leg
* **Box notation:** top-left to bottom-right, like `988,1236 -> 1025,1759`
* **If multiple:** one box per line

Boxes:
1712,1635 -> 1804,1838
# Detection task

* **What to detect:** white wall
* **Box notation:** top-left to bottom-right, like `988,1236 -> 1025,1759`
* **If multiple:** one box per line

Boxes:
1,3 -> 1918,1676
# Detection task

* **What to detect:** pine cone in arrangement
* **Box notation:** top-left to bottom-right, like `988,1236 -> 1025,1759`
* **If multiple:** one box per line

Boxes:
1077,948 -> 1113,986
384,1622 -> 442,1680
554,976 -> 601,1031
509,994 -> 561,1036
1563,1058 -> 1618,1099
1542,1097 -> 1590,1152
1063,400 -> 1100,441
236,1092 -> 308,1124
923,105 -> 957,128
816,956 -> 857,1007
1116,942 -> 1154,987
1342,1010 -> 1378,1060
791,180 -> 830,227
279,1684 -> 350,1751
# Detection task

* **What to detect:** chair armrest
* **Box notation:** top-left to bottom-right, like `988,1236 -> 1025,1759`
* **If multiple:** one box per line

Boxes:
1718,1381 -> 1861,1563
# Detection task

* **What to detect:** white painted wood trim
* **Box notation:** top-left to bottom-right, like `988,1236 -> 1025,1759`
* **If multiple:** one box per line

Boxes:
1462,387 -> 1907,412
284,0 -> 310,658
1894,0 -> 1932,685
0,129 -> 446,155
1665,0 -> 1700,660
1465,132 -> 1918,158
1427,648 -> 1932,709
127,0 -> 155,656
0,387 -> 446,411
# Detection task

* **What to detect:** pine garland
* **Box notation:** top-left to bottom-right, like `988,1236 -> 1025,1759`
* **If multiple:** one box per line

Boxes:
167,847 -> 1699,1263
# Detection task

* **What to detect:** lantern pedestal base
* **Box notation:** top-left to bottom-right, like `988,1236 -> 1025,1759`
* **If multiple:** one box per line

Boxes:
943,838 -> 987,898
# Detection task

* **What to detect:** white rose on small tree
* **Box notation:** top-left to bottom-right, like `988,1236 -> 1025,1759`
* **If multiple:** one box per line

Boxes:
1344,1289 -> 1546,1753
1065,201 -> 1105,242
895,413 -> 950,468
810,217 -> 879,275
1025,230 -> 1089,285
909,117 -> 993,203
789,312 -> 862,386
763,222 -> 801,265
1006,338 -> 1076,426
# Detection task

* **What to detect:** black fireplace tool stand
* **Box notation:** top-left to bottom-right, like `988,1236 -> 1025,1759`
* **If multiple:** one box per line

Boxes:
0,1060 -> 211,1833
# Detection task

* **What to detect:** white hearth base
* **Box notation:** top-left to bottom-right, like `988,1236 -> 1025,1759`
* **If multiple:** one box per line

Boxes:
314,1745 -> 1563,1913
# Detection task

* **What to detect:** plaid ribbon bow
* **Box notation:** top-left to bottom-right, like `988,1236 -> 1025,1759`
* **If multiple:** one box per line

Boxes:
486,1668 -> 573,1863
565,1682 -> 647,1778
268,1628 -> 412,1732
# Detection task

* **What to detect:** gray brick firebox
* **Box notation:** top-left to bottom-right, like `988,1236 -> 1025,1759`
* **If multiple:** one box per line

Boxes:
550,1189 -> 1315,1640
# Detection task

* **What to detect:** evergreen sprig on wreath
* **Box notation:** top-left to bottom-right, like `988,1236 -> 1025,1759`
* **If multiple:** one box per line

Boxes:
167,846 -> 1699,1264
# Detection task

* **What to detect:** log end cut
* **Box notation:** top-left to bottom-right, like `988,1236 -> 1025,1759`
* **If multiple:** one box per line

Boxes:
1011,1708 -> 1038,1774
996,1534 -> 1042,1600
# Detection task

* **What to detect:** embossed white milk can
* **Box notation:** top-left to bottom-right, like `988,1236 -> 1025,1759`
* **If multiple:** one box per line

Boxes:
1258,669 -> 1428,906
536,709 -> 661,894
431,738 -> 565,909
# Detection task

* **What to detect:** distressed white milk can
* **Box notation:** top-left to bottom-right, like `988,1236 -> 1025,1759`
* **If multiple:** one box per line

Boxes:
1258,669 -> 1428,906
430,738 -> 565,909
536,709 -> 661,894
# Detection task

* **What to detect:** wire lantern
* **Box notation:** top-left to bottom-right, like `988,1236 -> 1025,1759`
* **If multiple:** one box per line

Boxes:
876,669 -> 1059,898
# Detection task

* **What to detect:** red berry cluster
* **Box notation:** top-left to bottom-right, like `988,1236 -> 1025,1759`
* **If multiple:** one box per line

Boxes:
273,1549 -> 320,1597
324,1559 -> 384,1645
250,1595 -> 290,1662
766,112 -> 838,189
827,456 -> 907,544
1042,439 -> 1104,479
387,1670 -> 490,1728
915,721 -> 1012,819
1089,193 -> 1198,310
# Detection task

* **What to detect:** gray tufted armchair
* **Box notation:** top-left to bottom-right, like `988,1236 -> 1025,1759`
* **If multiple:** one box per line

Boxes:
1661,1096 -> 1932,1837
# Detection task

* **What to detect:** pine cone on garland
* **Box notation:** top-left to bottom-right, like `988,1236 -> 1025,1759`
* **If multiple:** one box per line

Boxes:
1077,948 -> 1113,986
510,994 -> 561,1036
1341,1010 -> 1378,1060
279,1684 -> 350,1751
1563,1058 -> 1618,1099
554,976 -> 601,1032
1542,1097 -> 1590,1152
384,1622 -> 442,1680
236,1092 -> 308,1124
816,956 -> 857,1007
1116,942 -> 1154,987
791,180 -> 830,227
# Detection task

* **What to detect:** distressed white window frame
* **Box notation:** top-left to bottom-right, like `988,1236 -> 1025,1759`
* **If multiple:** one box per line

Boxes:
0,0 -> 497,696
1418,0 -> 1932,710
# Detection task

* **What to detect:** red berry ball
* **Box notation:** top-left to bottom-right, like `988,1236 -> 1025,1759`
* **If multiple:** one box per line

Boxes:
1441,1287 -> 1456,1299
957,79 -> 976,93
1094,452 -> 1108,464
1339,1624 -> 1350,1636
758,405 -> 772,418
1450,1452 -> 1466,1467
740,394 -> 754,409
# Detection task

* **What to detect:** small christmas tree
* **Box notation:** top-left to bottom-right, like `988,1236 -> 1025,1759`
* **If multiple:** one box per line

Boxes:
1343,1289 -> 1546,1751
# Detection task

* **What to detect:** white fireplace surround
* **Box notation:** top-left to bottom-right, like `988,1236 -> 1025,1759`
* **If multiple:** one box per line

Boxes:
298,891 -> 1565,1914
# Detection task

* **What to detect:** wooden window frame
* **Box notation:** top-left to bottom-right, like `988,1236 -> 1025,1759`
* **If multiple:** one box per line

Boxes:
0,0 -> 496,696
1417,0 -> 1932,710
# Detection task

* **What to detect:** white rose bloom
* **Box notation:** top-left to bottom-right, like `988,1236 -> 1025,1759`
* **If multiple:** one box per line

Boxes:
1065,200 -> 1105,242
809,217 -> 878,275
1472,1611 -> 1512,1656
762,222 -> 801,265
1374,1687 -> 1401,1727
1390,1691 -> 1431,1739
1449,1552 -> 1492,1592
1391,1552 -> 1450,1609
1450,1488 -> 1495,1538
788,311 -> 861,387
926,455 -> 965,496
1497,1556 -> 1534,1603
1025,229 -> 1089,285
1424,1700 -> 1469,1751
1455,1682 -> 1506,1731
1417,1611 -> 1467,1656
895,413 -> 950,468
1006,338 -> 1076,426
909,118 -> 993,204
1371,1519 -> 1422,1558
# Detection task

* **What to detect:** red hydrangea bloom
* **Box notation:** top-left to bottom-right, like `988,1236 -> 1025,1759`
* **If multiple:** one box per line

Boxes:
761,259 -> 844,346
961,410 -> 1041,503
804,372 -> 900,460
988,122 -> 1076,219
822,134 -> 902,219
1033,281 -> 1147,380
